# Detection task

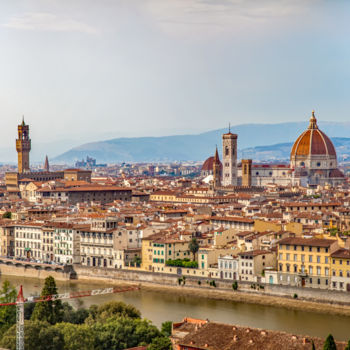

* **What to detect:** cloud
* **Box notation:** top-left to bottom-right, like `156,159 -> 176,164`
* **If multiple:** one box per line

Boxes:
3,12 -> 97,34
143,0 -> 318,38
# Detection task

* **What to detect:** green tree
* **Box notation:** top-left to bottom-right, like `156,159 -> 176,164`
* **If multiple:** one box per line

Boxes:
312,340 -> 316,350
31,276 -> 64,325
85,301 -> 141,325
323,334 -> 337,350
0,320 -> 64,350
345,340 -> 350,350
0,280 -> 17,336
92,317 -> 160,350
188,237 -> 199,261
147,336 -> 172,350
161,321 -> 172,337
54,322 -> 96,350
61,302 -> 89,324
2,212 -> 11,219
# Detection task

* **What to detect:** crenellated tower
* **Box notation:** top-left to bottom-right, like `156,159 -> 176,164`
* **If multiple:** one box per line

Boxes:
16,117 -> 31,173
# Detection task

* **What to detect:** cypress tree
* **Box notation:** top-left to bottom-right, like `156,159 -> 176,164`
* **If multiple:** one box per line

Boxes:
31,276 -> 63,325
323,334 -> 337,350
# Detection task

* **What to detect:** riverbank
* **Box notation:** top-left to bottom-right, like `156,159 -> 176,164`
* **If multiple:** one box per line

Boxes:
76,274 -> 350,318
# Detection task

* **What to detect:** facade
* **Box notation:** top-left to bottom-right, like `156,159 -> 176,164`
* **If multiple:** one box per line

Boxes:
53,223 -> 80,264
14,224 -> 43,260
330,248 -> 350,292
241,159 -> 252,187
0,226 -> 15,257
222,130 -> 238,186
238,250 -> 276,282
218,255 -> 239,280
277,237 -> 338,289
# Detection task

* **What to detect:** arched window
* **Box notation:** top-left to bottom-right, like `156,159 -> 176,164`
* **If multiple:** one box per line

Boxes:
225,147 -> 229,156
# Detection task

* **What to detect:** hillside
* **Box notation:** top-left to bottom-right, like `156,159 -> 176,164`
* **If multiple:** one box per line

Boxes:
53,121 -> 350,163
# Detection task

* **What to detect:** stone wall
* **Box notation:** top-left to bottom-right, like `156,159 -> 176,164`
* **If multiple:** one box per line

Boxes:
74,265 -> 350,305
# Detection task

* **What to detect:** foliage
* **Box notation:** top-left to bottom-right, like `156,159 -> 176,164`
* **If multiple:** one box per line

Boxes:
345,340 -> 350,350
133,256 -> 142,266
147,336 -> 172,350
31,276 -> 64,325
209,280 -> 216,287
166,259 -> 198,268
92,317 -> 161,350
312,340 -> 316,350
323,334 -> 337,350
188,237 -> 199,261
2,212 -> 11,219
62,302 -> 89,324
293,293 -> 298,299
0,320 -> 64,350
54,322 -> 96,350
198,280 -> 201,285
161,321 -> 172,337
85,301 -> 141,325
232,281 -> 238,290
0,280 -> 17,337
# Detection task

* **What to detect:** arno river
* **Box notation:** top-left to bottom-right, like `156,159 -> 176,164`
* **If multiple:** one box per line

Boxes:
1,275 -> 350,341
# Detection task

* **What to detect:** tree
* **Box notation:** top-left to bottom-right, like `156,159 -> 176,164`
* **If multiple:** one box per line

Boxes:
85,301 -> 141,324
312,340 -> 316,350
31,276 -> 64,325
345,340 -> 350,350
54,322 -> 96,350
188,237 -> 199,261
92,317 -> 161,350
0,320 -> 64,350
61,302 -> 89,324
161,321 -> 172,337
147,336 -> 172,350
2,212 -> 11,219
323,334 -> 337,350
0,281 -> 17,336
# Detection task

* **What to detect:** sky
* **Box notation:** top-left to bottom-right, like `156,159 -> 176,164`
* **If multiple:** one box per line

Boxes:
0,0 -> 349,150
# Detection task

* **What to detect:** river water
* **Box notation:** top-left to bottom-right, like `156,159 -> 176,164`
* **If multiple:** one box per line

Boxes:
1,275 -> 350,341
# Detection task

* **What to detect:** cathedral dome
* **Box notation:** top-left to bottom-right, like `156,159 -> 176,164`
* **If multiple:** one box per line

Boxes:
201,156 -> 222,173
290,111 -> 337,171
291,112 -> 336,158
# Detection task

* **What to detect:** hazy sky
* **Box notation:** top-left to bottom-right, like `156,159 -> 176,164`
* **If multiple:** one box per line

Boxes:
0,0 -> 349,148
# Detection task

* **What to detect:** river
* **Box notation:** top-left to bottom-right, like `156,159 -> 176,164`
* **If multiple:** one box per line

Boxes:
1,275 -> 350,341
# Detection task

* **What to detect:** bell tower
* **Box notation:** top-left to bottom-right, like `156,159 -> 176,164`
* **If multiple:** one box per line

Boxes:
16,117 -> 31,173
222,126 -> 238,186
212,146 -> 222,188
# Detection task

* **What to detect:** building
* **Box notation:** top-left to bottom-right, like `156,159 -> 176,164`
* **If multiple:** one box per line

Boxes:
212,147 -> 221,188
330,248 -> 350,292
14,223 -> 43,260
202,111 -> 345,188
277,237 -> 338,289
201,155 -> 222,177
222,128 -> 238,186
238,250 -> 276,282
290,111 -> 345,186
16,118 -> 31,174
172,318 -> 347,350
218,255 -> 239,280
0,225 -> 15,257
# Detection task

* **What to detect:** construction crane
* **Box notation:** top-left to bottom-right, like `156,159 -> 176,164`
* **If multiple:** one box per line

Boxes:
0,284 -> 140,350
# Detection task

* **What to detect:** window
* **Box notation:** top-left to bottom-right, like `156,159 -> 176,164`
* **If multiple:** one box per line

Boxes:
317,266 -> 321,275
294,254 -> 297,262
309,255 -> 313,263
325,257 -> 329,264
309,266 -> 313,275
317,256 -> 320,263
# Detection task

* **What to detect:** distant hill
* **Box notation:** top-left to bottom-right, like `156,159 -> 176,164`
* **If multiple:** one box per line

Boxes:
53,121 -> 350,164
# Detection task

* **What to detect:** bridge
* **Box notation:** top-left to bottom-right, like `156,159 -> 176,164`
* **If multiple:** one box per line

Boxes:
0,257 -> 77,279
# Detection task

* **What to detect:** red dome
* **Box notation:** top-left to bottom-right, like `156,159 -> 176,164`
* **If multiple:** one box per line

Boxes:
201,156 -> 222,172
291,112 -> 336,158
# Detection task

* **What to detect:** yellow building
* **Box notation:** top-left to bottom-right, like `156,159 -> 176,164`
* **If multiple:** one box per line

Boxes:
277,237 -> 338,289
330,248 -> 350,292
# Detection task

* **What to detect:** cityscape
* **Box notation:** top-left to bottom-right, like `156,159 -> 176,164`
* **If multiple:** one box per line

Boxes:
0,1 -> 350,350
